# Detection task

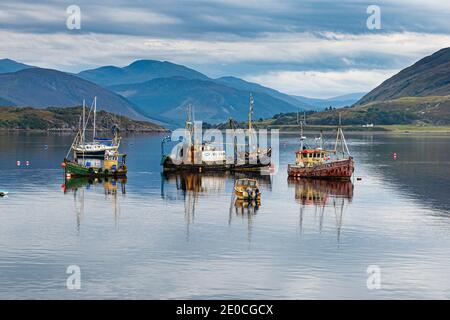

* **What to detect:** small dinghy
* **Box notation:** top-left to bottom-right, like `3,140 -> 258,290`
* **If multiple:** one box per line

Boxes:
234,178 -> 261,201
0,191 -> 8,197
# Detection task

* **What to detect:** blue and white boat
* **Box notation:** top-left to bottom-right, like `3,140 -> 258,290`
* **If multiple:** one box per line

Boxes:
72,97 -> 120,158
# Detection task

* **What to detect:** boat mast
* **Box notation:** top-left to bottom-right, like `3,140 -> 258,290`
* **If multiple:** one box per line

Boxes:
93,96 -> 97,140
248,93 -> 253,132
320,130 -> 324,149
298,110 -> 306,150
334,113 -> 351,156
185,104 -> 194,143
82,99 -> 85,145
248,93 -> 254,152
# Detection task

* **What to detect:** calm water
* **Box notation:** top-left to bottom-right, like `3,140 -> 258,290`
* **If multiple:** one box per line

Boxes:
0,131 -> 450,299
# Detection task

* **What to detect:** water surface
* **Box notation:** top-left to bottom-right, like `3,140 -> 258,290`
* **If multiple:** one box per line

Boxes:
0,132 -> 449,299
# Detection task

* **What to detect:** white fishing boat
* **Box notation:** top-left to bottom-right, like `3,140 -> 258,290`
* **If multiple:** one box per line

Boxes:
73,97 -> 120,158
161,95 -> 271,172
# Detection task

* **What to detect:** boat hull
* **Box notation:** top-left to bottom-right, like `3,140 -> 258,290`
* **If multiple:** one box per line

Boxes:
234,189 -> 261,201
63,159 -> 127,178
288,157 -> 354,180
161,155 -> 270,172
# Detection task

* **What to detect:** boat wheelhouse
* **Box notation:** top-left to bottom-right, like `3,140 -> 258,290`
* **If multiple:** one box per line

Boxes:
234,178 -> 261,201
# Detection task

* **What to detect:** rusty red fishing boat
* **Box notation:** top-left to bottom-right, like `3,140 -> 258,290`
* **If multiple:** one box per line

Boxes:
288,115 -> 354,180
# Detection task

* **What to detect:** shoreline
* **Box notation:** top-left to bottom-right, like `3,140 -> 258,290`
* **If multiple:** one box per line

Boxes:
263,124 -> 450,134
0,128 -> 168,133
2,125 -> 450,134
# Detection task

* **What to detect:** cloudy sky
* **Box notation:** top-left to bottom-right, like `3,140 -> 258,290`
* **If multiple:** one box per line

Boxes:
1,0 -> 450,98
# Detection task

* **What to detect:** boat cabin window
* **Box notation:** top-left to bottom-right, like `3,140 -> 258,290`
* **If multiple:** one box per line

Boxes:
237,180 -> 256,187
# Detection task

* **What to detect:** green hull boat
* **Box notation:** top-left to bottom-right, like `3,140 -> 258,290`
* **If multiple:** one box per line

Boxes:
63,159 -> 127,178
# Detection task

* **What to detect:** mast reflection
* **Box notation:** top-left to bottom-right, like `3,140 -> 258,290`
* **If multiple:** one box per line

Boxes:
161,171 -> 271,241
288,178 -> 353,242
62,177 -> 127,230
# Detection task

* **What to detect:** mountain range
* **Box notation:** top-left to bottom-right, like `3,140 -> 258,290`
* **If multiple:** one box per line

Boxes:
2,46 -> 449,127
78,60 -> 209,86
110,76 -> 305,123
0,58 -> 364,126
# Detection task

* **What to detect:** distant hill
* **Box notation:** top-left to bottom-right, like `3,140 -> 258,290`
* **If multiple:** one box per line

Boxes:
357,47 -> 450,105
317,47 -> 450,125
0,106 -> 167,131
110,76 -> 300,124
0,68 -> 146,120
261,94 -> 450,126
293,92 -> 366,109
78,60 -> 209,87
0,58 -> 33,73
255,47 -> 450,126
214,76 -> 313,109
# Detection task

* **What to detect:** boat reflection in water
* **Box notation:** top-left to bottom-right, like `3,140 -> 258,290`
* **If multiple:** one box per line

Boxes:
288,178 -> 353,241
62,177 -> 127,230
230,174 -> 267,241
161,171 -> 271,240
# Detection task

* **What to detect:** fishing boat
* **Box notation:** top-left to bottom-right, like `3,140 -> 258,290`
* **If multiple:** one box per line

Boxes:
287,115 -> 354,180
0,191 -> 8,197
63,121 -> 127,178
234,178 -> 261,201
72,97 -> 120,158
161,95 -> 271,172
62,150 -> 127,179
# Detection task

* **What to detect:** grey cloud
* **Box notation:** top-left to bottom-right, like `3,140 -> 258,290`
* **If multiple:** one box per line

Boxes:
1,1 -> 450,37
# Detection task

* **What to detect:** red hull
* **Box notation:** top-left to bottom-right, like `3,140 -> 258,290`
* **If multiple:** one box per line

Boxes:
288,157 -> 354,180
